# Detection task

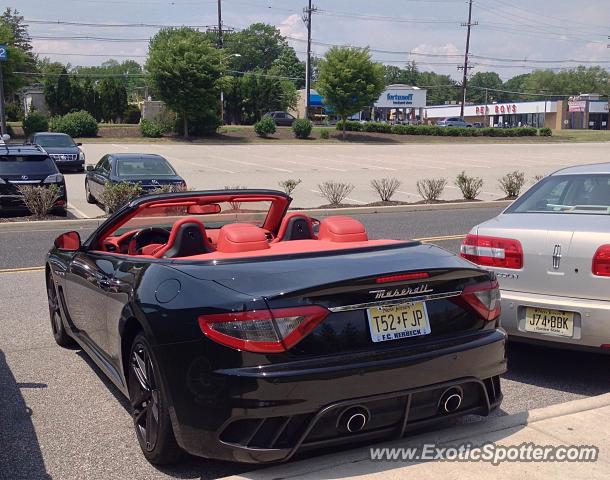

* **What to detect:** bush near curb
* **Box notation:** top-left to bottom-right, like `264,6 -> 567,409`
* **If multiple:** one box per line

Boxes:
371,177 -> 401,202
101,181 -> 143,214
319,129 -> 330,139
254,116 -> 276,138
498,171 -> 526,198
318,181 -> 354,206
49,110 -> 98,138
278,178 -> 302,196
140,119 -> 166,138
17,185 -> 61,218
416,178 -> 447,202
455,171 -> 483,200
539,127 -> 552,136
337,120 -> 544,137
292,118 -> 313,139
22,111 -> 49,136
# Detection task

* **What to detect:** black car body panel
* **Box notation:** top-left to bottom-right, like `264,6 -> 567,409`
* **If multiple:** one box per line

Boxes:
28,133 -> 84,171
0,144 -> 67,212
46,190 -> 506,464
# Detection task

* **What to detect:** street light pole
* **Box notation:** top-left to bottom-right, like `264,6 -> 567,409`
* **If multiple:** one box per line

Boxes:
220,53 -> 240,125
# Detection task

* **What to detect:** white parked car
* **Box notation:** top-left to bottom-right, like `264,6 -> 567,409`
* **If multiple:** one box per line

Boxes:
461,163 -> 610,354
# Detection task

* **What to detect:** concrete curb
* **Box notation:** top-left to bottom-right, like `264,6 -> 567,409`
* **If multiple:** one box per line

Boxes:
224,392 -> 610,480
0,200 -> 511,231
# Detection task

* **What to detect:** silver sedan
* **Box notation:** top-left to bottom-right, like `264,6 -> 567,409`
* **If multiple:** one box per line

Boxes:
461,162 -> 610,354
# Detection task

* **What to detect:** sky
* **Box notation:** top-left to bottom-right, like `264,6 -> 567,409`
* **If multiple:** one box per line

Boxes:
11,0 -> 610,81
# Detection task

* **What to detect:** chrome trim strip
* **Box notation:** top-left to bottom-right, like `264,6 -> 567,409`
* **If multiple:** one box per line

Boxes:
328,291 -> 463,312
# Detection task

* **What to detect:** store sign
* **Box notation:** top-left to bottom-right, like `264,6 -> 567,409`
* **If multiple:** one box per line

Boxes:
375,88 -> 427,108
474,104 -> 517,114
568,101 -> 586,113
386,93 -> 413,105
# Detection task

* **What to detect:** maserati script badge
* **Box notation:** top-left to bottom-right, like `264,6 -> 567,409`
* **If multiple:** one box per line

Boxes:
369,284 -> 433,300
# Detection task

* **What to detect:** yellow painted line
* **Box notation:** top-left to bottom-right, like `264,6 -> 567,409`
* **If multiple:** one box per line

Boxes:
0,266 -> 45,274
415,234 -> 466,243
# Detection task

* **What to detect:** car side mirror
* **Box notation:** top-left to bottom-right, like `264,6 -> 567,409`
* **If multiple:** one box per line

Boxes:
76,142 -> 82,146
54,231 -> 81,251
86,165 -> 94,172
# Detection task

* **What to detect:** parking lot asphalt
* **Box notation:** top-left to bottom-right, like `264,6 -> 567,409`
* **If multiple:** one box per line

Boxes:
65,142 -> 610,218
2,205 -> 610,479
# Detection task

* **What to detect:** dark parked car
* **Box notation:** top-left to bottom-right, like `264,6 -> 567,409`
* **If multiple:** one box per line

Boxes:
263,111 -> 296,126
0,143 -> 67,216
27,132 -> 85,172
85,153 -> 186,205
46,189 -> 506,465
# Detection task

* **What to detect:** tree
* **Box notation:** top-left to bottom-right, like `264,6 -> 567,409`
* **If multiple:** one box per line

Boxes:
466,71 -> 503,103
317,47 -> 385,139
270,48 -> 306,88
383,61 -> 419,86
97,78 -> 127,122
416,71 -> 458,105
238,71 -> 297,123
0,23 -> 27,100
500,74 -> 531,101
146,27 -> 222,136
224,23 -> 289,72
43,65 -> 73,116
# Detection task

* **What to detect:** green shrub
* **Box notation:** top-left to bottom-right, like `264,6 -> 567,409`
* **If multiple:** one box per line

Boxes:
319,129 -> 330,139
278,178 -> 302,196
455,171 -> 483,200
175,109 -> 220,137
140,119 -> 166,138
101,181 -> 143,214
22,111 -> 49,137
416,178 -> 447,202
292,118 -> 313,139
49,110 -> 98,138
16,184 -> 61,218
336,120 -> 363,132
498,171 -> 526,198
539,127 -> 552,137
123,104 -> 142,124
254,116 -> 277,137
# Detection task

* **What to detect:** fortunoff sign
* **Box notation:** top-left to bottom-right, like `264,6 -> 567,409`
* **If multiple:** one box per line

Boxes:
375,85 -> 427,109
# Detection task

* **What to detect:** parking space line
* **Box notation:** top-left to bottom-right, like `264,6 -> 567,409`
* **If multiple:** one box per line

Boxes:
203,153 -> 294,173
67,203 -> 90,219
0,266 -> 45,274
164,156 -> 236,174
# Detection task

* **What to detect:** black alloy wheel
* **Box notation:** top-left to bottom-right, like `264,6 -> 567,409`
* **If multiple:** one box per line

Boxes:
128,333 -> 183,465
46,271 -> 75,348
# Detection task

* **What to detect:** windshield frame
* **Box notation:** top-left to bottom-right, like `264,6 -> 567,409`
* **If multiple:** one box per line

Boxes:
33,134 -> 76,148
116,156 -> 177,177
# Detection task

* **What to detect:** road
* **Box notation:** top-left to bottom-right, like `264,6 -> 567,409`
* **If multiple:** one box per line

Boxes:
65,142 -> 610,218
1,206 -> 609,479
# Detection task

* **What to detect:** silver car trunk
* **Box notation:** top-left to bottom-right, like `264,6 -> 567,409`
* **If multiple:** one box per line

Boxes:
477,213 -> 610,301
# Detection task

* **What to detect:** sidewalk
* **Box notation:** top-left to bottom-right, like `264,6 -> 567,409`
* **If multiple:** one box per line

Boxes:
224,393 -> 610,480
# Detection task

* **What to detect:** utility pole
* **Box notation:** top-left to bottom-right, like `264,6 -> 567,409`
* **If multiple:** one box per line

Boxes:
484,87 -> 488,127
217,0 -> 223,48
302,1 -> 317,120
458,0 -> 477,119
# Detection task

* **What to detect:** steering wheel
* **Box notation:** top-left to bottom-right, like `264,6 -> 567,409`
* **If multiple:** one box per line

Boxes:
128,227 -> 171,255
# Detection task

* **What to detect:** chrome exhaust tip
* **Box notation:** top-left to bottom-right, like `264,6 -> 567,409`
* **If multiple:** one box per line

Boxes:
439,387 -> 463,414
338,406 -> 370,433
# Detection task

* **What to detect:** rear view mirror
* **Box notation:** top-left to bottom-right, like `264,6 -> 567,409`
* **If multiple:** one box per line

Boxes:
188,204 -> 222,215
54,231 -> 81,251
86,165 -> 94,172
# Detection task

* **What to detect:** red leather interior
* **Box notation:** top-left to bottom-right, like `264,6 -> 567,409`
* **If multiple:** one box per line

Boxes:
140,243 -> 164,256
274,212 -> 316,242
317,216 -> 368,242
153,217 -> 213,258
216,223 -> 270,253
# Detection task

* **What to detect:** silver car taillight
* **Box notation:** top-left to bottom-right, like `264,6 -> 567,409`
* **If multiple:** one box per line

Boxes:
43,173 -> 64,184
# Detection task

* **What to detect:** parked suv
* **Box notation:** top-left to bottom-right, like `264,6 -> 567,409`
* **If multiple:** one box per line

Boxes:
0,143 -> 68,216
263,111 -> 296,127
27,132 -> 85,172
437,117 -> 472,128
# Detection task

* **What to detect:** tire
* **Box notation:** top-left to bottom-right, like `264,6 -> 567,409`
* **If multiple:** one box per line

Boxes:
53,207 -> 68,217
46,271 -> 76,348
85,180 -> 96,204
128,333 -> 184,465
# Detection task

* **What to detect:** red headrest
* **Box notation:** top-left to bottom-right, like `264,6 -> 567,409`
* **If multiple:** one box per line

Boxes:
317,216 -> 368,242
216,223 -> 270,253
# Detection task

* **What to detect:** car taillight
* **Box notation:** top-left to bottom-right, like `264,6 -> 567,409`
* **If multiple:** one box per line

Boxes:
592,245 -> 610,277
198,305 -> 328,352
376,272 -> 429,283
460,234 -> 523,269
460,280 -> 501,321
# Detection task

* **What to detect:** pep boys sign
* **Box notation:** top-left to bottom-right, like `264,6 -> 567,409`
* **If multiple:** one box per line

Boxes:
475,104 -> 517,115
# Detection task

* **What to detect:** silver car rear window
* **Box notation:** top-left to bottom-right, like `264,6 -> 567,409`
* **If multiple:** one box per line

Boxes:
507,174 -> 610,215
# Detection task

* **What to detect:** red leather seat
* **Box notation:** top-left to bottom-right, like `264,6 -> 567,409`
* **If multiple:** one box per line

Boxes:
317,216 -> 368,242
274,212 -> 316,242
154,217 -> 214,258
216,223 -> 270,253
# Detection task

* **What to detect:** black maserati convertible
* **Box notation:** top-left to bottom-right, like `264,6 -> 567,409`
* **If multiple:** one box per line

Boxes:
46,189 -> 506,465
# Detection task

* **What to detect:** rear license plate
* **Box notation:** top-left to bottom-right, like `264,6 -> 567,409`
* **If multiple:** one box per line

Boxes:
367,302 -> 431,343
524,307 -> 574,337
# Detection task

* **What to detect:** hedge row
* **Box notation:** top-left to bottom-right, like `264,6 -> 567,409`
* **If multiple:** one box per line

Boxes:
336,121 -> 551,137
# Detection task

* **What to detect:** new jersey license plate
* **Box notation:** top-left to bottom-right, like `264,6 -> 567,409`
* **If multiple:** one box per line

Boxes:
367,302 -> 431,343
524,307 -> 574,337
